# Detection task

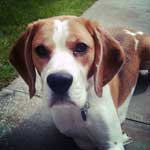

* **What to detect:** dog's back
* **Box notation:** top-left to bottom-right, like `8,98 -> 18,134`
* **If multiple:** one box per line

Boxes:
108,28 -> 150,107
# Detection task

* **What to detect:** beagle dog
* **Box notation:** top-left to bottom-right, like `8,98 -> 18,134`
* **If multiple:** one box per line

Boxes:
9,16 -> 150,150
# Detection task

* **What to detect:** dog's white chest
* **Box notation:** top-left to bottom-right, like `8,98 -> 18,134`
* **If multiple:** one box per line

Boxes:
50,104 -> 90,138
49,85 -> 129,150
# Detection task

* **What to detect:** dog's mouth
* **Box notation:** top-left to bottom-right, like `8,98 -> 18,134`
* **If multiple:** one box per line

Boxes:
49,94 -> 76,107
49,100 -> 76,108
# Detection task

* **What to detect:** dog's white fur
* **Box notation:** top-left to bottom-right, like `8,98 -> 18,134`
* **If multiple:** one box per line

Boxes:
124,29 -> 144,51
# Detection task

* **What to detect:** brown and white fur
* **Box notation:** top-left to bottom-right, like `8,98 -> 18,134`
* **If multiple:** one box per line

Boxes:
9,16 -> 150,150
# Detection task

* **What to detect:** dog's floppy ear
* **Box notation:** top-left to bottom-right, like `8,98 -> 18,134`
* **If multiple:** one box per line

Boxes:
85,20 -> 125,97
9,24 -> 37,98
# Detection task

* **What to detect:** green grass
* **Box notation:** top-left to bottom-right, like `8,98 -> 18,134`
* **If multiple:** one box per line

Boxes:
0,0 -> 95,89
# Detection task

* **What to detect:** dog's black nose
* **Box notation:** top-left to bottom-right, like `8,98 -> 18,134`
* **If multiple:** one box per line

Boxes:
47,72 -> 73,94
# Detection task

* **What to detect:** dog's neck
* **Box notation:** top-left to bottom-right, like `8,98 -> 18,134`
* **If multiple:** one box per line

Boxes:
80,100 -> 90,121
80,77 -> 98,121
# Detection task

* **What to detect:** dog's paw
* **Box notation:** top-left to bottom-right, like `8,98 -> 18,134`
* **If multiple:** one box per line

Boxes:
122,131 -> 133,145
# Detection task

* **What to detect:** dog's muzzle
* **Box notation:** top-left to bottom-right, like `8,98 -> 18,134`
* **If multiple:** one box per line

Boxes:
47,72 -> 73,95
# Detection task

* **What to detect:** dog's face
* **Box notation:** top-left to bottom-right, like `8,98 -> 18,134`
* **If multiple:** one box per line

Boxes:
32,16 -> 95,107
9,16 -> 125,108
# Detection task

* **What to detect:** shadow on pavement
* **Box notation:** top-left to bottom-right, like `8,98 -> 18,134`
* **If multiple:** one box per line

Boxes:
0,114 -> 80,150
134,71 -> 150,95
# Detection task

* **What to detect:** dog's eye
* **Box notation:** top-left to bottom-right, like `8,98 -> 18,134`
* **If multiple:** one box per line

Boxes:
74,43 -> 88,54
35,45 -> 49,58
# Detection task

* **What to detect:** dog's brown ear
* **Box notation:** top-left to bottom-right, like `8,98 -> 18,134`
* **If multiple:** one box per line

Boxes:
9,24 -> 36,98
85,20 -> 125,96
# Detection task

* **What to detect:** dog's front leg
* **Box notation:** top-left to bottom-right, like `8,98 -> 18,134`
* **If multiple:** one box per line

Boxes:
87,86 -> 125,150
87,102 -> 125,150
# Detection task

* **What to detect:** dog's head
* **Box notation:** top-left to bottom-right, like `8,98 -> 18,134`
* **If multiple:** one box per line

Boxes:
9,16 -> 125,108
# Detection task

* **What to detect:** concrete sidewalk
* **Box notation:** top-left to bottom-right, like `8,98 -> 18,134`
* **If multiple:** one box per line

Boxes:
0,0 -> 150,150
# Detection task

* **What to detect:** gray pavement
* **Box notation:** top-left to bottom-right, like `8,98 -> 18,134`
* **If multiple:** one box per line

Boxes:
0,0 -> 150,149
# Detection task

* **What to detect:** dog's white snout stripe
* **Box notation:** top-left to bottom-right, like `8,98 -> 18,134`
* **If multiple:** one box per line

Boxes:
53,20 -> 69,50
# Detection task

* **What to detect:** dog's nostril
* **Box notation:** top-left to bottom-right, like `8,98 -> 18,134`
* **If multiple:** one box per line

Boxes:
47,72 -> 73,94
